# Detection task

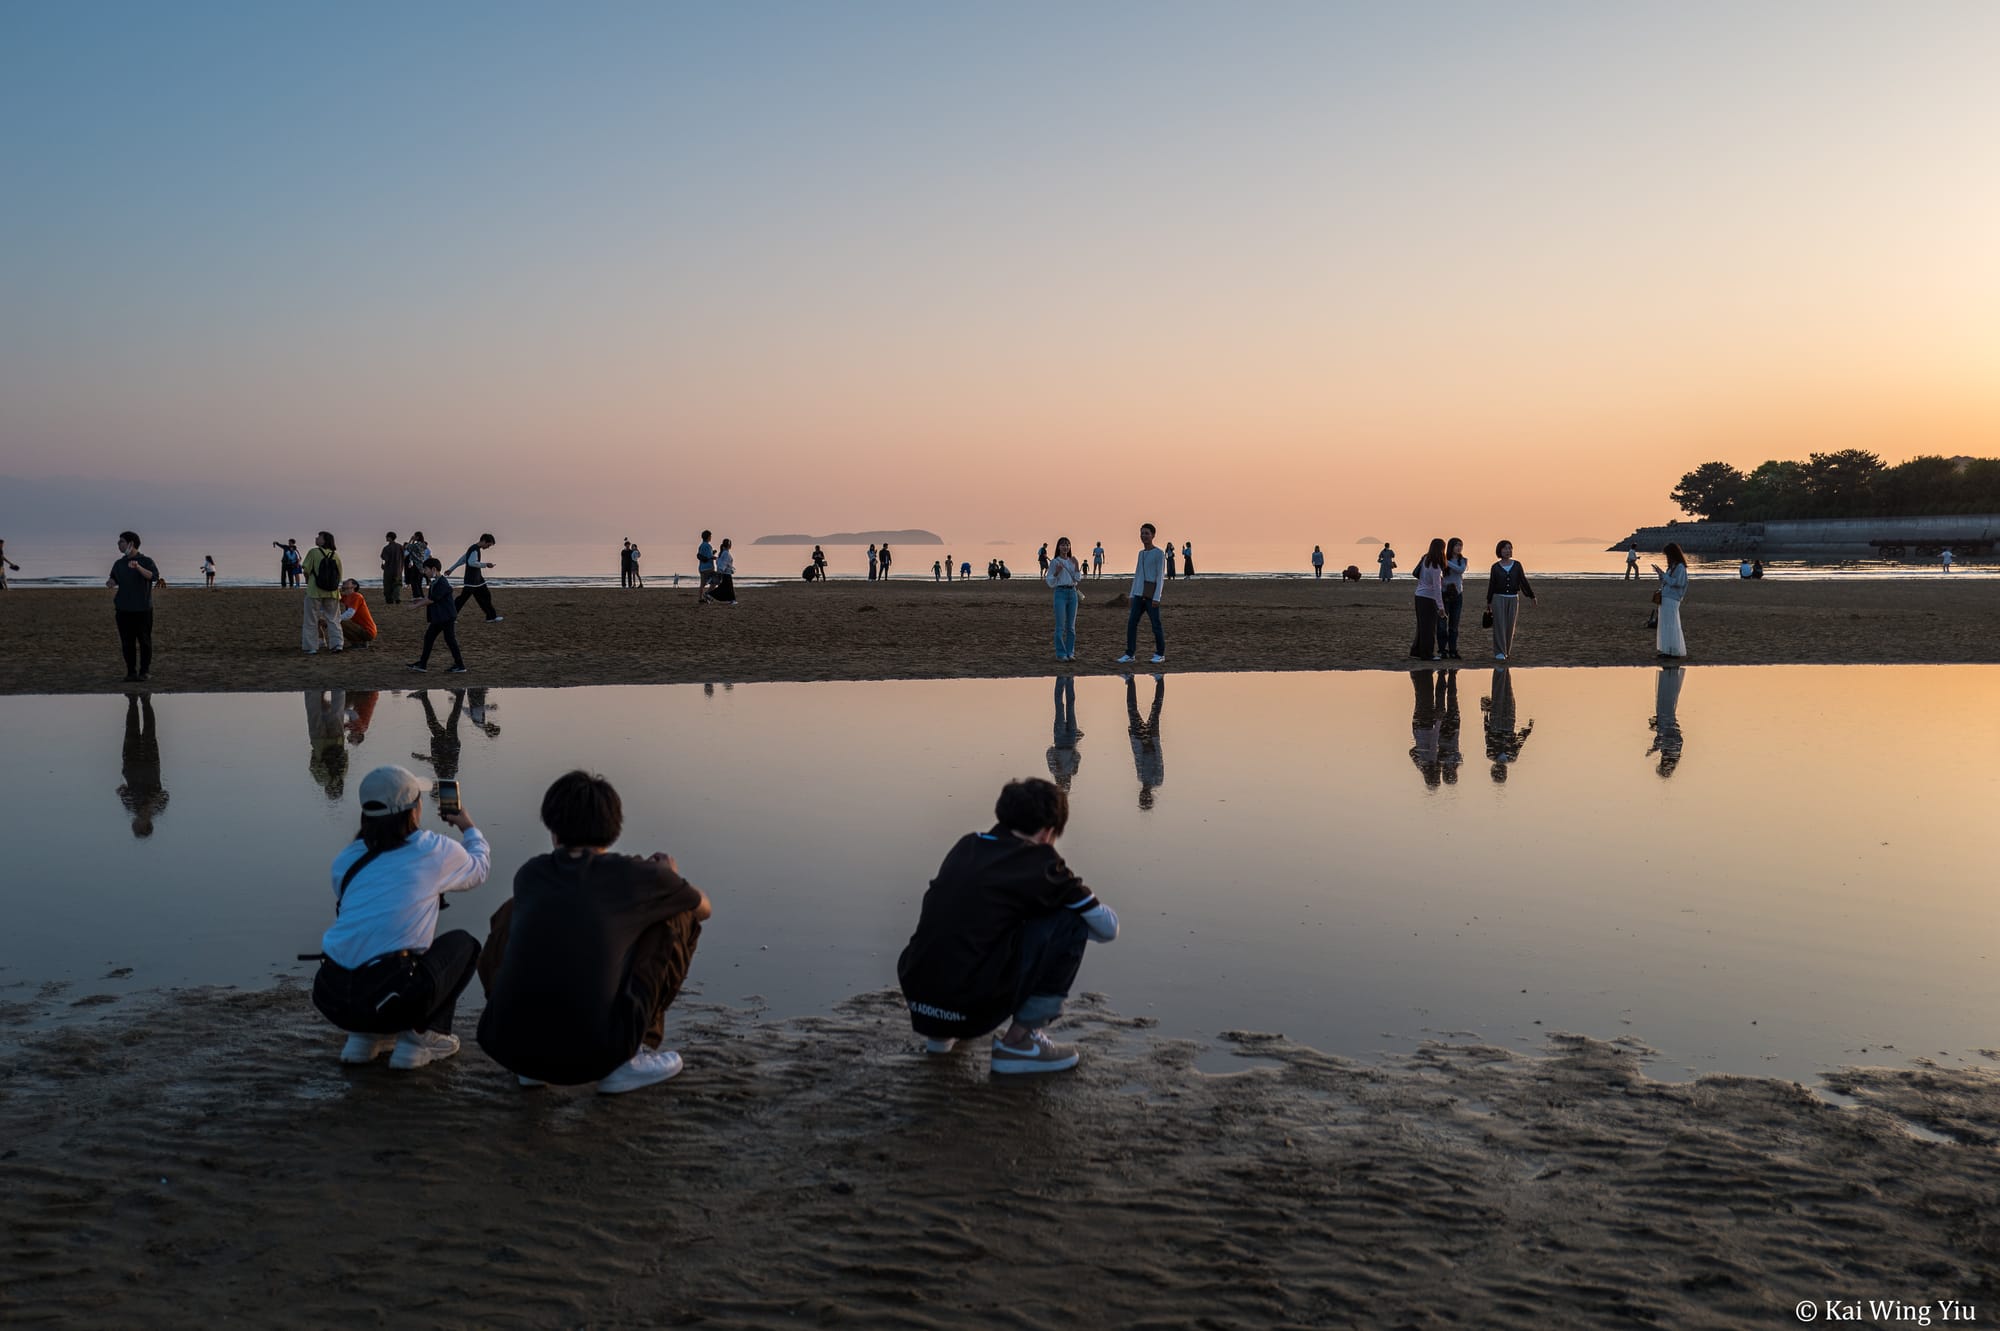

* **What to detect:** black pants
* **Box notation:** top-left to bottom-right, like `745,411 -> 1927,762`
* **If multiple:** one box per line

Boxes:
1441,588 -> 1462,656
478,903 -> 703,1057
454,581 -> 496,618
905,911 -> 1091,1039
382,570 -> 400,604
115,609 -> 153,676
405,568 -> 425,597
312,930 -> 481,1036
1411,596 -> 1439,658
417,619 -> 463,668
620,565 -> 634,588
1125,596 -> 1164,656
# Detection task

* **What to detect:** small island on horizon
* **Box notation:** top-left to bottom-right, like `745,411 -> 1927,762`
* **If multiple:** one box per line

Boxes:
755,530 -> 943,546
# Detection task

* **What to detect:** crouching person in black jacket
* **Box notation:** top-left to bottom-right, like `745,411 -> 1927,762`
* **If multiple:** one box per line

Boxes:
898,778 -> 1119,1074
311,765 -> 490,1070
477,771 -> 713,1095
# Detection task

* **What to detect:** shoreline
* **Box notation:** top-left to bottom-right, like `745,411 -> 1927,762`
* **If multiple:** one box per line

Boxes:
3,578 -> 1998,696
3,980 -> 1996,1326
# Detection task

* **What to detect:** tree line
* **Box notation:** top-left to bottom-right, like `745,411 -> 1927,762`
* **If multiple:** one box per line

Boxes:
1670,451 -> 2000,522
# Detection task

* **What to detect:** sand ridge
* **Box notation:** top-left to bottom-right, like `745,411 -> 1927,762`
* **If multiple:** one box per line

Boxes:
2,576 -> 1999,695
2,983 -> 1997,1327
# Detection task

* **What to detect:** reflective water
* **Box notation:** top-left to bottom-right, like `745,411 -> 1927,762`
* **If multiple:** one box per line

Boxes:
3,667 -> 1994,1083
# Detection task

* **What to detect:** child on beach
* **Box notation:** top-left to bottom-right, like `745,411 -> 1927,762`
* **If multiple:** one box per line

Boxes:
201,556 -> 216,588
477,771 -> 713,1094
897,778 -> 1119,1074
409,558 -> 467,673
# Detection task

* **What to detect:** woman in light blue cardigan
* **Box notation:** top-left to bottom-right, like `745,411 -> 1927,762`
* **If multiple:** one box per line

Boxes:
1653,542 -> 1689,658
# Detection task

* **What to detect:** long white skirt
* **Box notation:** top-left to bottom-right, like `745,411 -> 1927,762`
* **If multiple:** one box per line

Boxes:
1656,598 -> 1686,656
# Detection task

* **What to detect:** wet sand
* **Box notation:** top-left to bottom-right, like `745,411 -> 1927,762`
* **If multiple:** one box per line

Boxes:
1,982 -> 1996,1327
3,576 -> 1998,694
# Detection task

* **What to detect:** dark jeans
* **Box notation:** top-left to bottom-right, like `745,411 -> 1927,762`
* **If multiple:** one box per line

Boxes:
1441,588 -> 1463,656
312,930 -> 481,1036
1411,596 -> 1439,658
906,910 -> 1091,1038
478,902 -> 703,1055
115,609 -> 153,676
1125,596 -> 1164,656
454,581 -> 497,619
417,619 -> 463,668
382,570 -> 400,604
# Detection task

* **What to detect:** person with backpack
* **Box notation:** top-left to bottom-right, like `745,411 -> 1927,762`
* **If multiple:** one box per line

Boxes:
379,532 -> 403,604
409,558 -> 467,673
275,539 -> 302,587
301,531 -> 345,654
308,764 -> 491,1070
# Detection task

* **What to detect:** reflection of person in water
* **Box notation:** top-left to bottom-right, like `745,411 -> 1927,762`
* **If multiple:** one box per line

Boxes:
1124,673 -> 1165,810
1409,669 -> 1444,789
1437,669 -> 1462,786
305,689 -> 350,800
1046,675 -> 1083,791
411,688 -> 464,781
1480,667 -> 1534,783
1647,666 -> 1686,778
466,688 -> 501,738
117,692 -> 170,838
343,690 -> 379,746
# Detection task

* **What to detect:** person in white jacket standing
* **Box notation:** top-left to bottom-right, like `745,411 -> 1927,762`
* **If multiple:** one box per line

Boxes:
1046,536 -> 1083,661
1117,524 -> 1167,665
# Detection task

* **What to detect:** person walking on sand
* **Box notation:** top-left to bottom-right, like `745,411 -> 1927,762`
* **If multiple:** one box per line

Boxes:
867,543 -> 879,581
706,538 -> 738,605
1117,524 -> 1167,665
1625,543 -> 1641,580
1378,542 -> 1397,582
379,532 -> 403,604
337,579 -> 379,648
696,531 -> 716,601
1440,537 -> 1468,660
107,531 -> 161,683
1092,541 -> 1105,578
307,764 -> 491,1070
1484,539 -> 1537,661
897,778 -> 1119,1074
1654,541 -> 1690,659
944,552 -> 953,582
448,534 -> 502,622
1312,545 -> 1324,578
1038,542 -> 1051,577
1410,538 -> 1448,661
408,557 -> 467,674
1046,536 -> 1082,661
200,555 -> 216,589
933,559 -> 942,582
0,538 -> 17,588
301,531 -> 345,654
878,542 -> 893,579
1941,547 -> 1954,573
813,545 -> 828,582
477,770 -> 714,1094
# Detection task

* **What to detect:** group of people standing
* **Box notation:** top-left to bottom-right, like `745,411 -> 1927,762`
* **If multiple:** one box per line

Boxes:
1404,539 -> 1539,662
1033,525 -> 1170,665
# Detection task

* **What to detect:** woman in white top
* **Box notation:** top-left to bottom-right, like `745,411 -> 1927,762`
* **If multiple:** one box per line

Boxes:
1440,537 -> 1468,660
310,764 -> 491,1070
1046,536 -> 1082,660
1654,542 -> 1689,658
1409,538 -> 1449,661
201,556 -> 216,589
708,538 -> 738,604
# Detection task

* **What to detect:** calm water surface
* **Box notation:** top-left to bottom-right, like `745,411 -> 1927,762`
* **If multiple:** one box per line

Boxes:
2,667 -> 1993,1083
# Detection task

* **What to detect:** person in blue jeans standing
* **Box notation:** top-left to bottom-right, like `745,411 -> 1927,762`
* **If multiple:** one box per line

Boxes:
1046,535 -> 1082,661
1116,523 -> 1166,665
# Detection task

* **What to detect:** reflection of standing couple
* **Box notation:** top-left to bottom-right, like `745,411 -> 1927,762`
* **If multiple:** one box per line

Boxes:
1409,669 -> 1462,789
1043,674 -> 1166,810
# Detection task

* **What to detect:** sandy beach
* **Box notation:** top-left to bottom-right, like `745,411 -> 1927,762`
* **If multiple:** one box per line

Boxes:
0,981 -> 1993,1327
3,576 -> 1998,695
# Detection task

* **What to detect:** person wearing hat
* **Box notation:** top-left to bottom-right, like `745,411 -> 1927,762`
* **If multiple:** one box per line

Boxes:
309,764 -> 492,1069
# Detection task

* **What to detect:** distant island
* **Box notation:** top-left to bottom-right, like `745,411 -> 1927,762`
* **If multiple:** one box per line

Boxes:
754,530 -> 942,546
1355,535 -> 1382,544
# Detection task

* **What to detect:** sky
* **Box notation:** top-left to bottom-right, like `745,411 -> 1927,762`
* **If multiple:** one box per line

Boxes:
2,1 -> 1996,543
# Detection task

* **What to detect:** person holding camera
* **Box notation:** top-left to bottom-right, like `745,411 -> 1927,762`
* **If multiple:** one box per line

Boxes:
309,765 -> 491,1070
897,778 -> 1119,1074
477,771 -> 713,1094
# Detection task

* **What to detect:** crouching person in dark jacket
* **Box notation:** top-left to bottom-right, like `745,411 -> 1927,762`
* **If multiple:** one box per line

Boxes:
476,771 -> 712,1095
898,778 -> 1119,1074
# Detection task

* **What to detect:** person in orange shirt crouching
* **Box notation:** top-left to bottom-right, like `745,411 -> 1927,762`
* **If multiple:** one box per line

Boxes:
338,579 -> 380,648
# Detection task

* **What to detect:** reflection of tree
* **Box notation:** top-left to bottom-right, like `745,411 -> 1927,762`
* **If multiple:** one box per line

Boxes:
1124,674 -> 1165,811
411,689 -> 463,781
1046,675 -> 1083,791
117,692 -> 169,838
305,689 -> 349,801
1480,668 -> 1534,784
1409,670 -> 1443,790
1647,666 -> 1686,778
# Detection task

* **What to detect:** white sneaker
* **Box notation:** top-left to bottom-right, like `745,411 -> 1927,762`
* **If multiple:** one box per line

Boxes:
596,1047 -> 683,1095
1115,654 -> 1135,664
388,1030 -> 460,1070
340,1033 -> 396,1064
1150,654 -> 1166,664
991,1030 -> 1080,1075
924,1037 -> 959,1055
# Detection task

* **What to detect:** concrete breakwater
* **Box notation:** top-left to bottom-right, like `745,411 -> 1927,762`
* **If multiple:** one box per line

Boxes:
1611,514 -> 2000,560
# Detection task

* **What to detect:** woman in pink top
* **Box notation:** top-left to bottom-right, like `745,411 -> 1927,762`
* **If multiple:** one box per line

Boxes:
1409,538 -> 1448,661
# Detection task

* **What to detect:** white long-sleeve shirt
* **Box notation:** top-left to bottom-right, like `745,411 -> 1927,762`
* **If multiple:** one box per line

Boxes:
1045,556 -> 1080,589
1130,546 -> 1166,601
321,828 -> 491,968
716,549 -> 735,575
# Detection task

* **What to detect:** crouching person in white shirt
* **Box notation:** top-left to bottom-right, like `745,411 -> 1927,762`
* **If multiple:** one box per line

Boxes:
310,764 -> 491,1069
